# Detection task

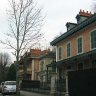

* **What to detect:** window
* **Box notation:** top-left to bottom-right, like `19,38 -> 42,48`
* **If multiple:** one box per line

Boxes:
92,60 -> 96,68
91,30 -> 96,49
40,64 -> 43,71
77,37 -> 83,54
58,47 -> 62,60
78,63 -> 83,70
67,65 -> 71,70
67,43 -> 71,57
40,61 -> 44,71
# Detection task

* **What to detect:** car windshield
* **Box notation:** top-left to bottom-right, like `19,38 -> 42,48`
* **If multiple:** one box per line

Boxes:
5,82 -> 16,85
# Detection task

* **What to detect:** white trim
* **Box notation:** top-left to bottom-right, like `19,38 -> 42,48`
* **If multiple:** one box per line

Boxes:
56,46 -> 58,62
77,36 -> 83,55
32,60 -> 35,80
66,42 -> 72,58
57,46 -> 63,61
90,28 -> 96,50
90,31 -> 91,50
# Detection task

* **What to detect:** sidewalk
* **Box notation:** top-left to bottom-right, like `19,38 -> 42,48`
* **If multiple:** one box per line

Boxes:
20,90 -> 50,96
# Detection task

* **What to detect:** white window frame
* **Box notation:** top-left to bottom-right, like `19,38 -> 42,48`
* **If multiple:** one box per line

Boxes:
66,42 -> 71,58
77,36 -> 83,55
58,46 -> 62,61
90,29 -> 96,50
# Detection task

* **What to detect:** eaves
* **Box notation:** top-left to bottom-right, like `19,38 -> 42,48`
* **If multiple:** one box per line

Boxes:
51,13 -> 96,46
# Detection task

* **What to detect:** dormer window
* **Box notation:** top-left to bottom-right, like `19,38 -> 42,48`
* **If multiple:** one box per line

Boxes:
66,22 -> 77,31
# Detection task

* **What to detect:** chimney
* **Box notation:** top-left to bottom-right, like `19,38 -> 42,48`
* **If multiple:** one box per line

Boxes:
76,9 -> 93,24
66,22 -> 77,31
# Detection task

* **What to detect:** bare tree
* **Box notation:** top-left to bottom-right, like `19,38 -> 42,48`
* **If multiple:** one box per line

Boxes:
0,0 -> 44,94
0,52 -> 11,82
91,2 -> 96,13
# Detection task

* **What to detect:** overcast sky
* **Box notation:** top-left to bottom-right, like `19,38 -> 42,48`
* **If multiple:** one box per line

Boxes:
0,0 -> 95,62
38,0 -> 94,42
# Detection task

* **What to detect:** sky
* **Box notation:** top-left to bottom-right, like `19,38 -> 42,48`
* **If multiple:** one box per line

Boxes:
0,0 -> 95,62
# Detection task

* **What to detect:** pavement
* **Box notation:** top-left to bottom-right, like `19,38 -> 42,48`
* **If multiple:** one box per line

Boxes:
20,90 -> 50,96
0,90 -> 50,96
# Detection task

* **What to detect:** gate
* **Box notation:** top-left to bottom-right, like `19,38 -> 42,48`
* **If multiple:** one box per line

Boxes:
68,68 -> 96,96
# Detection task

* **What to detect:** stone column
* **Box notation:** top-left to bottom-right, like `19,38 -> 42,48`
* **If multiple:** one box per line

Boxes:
65,71 -> 69,96
50,73 -> 57,96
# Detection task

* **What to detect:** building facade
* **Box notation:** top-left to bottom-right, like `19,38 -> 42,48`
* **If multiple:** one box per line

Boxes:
18,49 -> 53,81
51,10 -> 96,95
18,49 -> 40,80
38,51 -> 55,87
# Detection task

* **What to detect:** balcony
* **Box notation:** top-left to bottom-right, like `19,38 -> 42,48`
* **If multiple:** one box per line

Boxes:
27,68 -> 32,74
18,67 -> 32,78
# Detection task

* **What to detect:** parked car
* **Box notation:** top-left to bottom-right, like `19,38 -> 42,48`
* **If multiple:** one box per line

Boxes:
2,81 -> 16,95
0,82 -> 4,92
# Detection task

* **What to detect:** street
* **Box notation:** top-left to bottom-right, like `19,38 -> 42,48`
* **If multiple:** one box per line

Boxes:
20,91 -> 50,96
0,91 -> 50,96
0,93 -> 15,96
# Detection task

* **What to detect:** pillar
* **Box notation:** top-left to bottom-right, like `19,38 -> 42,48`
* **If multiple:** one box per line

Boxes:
50,73 -> 57,96
65,71 -> 69,96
